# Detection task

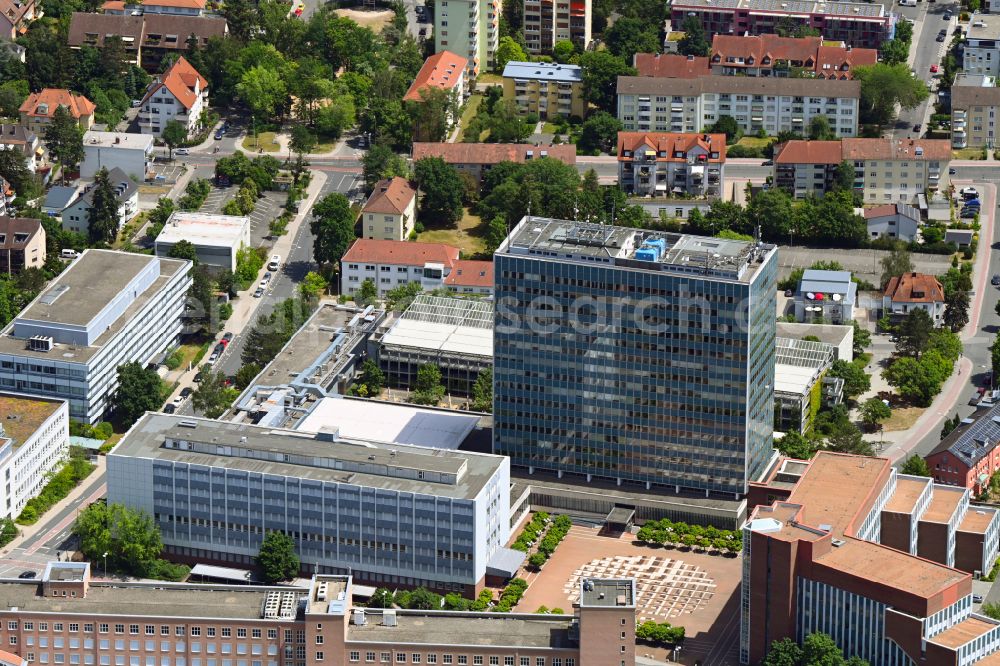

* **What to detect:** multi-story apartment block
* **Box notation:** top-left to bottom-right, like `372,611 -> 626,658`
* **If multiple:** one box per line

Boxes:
952,74 -> 1000,149
341,239 -> 462,296
404,51 -> 468,130
494,217 -> 778,496
669,0 -> 893,49
616,76 -> 860,137
743,452 -> 1000,665
109,413 -> 515,595
359,178 -> 417,242
522,0 -> 591,55
102,0 -> 206,15
138,56 -> 209,137
412,142 -> 576,184
502,62 -> 585,120
633,53 -> 710,78
0,0 -> 38,40
0,250 -> 191,422
709,34 -> 877,79
0,216 -> 45,275
928,401 -> 1000,496
434,0 -> 500,78
773,138 -> 950,203
81,131 -> 153,180
0,392 -> 68,519
0,563 -> 636,666
617,131 -> 725,197
18,89 -> 95,135
962,16 -> 1000,76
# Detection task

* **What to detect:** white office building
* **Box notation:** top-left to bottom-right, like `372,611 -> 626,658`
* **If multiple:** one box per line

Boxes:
340,239 -> 460,297
108,413 -> 519,593
0,250 -> 192,423
0,392 -> 69,519
80,131 -> 153,181
154,211 -> 250,272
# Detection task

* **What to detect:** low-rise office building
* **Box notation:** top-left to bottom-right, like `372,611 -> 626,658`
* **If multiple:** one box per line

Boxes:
616,75 -> 860,137
952,74 -> 1000,149
108,413 -> 516,594
502,61 -> 585,120
963,15 -> 1000,77
138,55 -> 209,137
359,177 -> 417,242
882,272 -> 946,324
60,167 -> 138,236
81,131 -> 153,181
0,216 -> 45,275
411,142 -> 576,184
773,337 -> 842,434
742,452 -> 1000,665
18,89 -> 95,135
154,212 -> 250,272
340,239 -> 461,297
0,250 -> 191,422
708,34 -> 877,79
0,392 -> 69,519
793,269 -> 855,324
775,321 -> 853,362
928,401 -> 1000,496
0,563 -> 635,666
617,131 -> 725,197
522,0 -> 591,55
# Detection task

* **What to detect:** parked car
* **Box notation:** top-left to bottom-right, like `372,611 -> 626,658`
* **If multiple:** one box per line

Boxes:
936,33 -> 945,41
913,123 -> 921,133
949,167 -> 957,175
180,387 -> 193,399
961,209 -> 978,219
253,287 -> 265,298
991,274 -> 1000,286
214,128 -> 226,140
193,371 -> 204,383
944,10 -> 953,19
961,187 -> 979,198
930,64 -> 939,73
975,594 -> 984,604
214,343 -> 225,355
784,289 -> 794,297
207,352 -> 219,364
174,148 -> 190,156
223,332 -> 234,342
18,571 -> 36,579
163,403 -> 177,414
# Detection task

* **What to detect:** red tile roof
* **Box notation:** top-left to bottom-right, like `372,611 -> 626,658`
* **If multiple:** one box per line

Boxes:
633,53 -> 710,78
617,132 -> 726,163
102,0 -> 205,8
773,140 -> 843,165
841,138 -> 952,161
341,239 -> 460,268
411,142 -> 576,165
19,89 -> 96,119
883,272 -> 945,304
404,51 -> 468,102
709,34 -> 876,80
862,204 -> 898,219
362,177 -> 416,216
815,44 -> 877,80
445,260 -> 493,288
141,55 -> 207,110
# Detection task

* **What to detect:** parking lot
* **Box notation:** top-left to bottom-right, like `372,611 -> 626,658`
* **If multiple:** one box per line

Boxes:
198,186 -> 286,248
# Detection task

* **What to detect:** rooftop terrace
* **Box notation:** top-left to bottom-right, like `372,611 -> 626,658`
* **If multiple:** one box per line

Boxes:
0,393 -> 64,449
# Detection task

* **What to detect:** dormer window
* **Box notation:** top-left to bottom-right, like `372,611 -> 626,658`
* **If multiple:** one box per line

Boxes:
747,56 -> 754,65
712,54 -> 720,62
762,56 -> 770,64
623,150 -> 631,157
674,151 -> 683,158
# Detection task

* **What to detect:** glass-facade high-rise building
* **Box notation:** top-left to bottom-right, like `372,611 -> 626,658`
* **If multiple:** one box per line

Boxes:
493,216 -> 778,496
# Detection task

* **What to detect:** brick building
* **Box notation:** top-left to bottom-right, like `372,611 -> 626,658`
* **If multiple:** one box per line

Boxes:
927,401 -> 1000,496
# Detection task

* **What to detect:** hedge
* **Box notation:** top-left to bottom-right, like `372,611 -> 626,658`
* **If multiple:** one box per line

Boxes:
635,518 -> 741,555
16,447 -> 95,525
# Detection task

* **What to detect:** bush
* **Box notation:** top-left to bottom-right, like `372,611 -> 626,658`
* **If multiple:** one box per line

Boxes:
178,179 -> 212,211
16,447 -> 95,525
145,559 -> 190,582
635,518 -> 741,555
164,349 -> 183,370
219,302 -> 233,321
494,577 -> 529,612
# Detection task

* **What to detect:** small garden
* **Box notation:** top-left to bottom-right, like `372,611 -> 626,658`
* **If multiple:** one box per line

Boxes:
16,446 -> 95,525
635,518 -> 742,555
511,512 -> 573,570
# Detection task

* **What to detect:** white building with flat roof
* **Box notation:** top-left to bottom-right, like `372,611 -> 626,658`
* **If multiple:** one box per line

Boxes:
154,211 -> 250,271
80,131 -> 153,181
0,392 -> 69,519
0,250 -> 192,422
965,15 -> 1000,77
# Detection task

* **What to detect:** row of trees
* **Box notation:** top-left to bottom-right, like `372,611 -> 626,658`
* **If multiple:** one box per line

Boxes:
635,518 -> 741,555
73,501 -> 188,581
526,515 -> 572,569
17,447 -> 94,525
764,633 -> 870,666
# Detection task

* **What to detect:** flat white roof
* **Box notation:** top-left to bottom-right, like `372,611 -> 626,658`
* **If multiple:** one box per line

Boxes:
189,564 -> 252,582
156,212 -> 250,248
83,131 -> 154,150
297,398 -> 480,450
774,363 -> 821,397
380,295 -> 493,359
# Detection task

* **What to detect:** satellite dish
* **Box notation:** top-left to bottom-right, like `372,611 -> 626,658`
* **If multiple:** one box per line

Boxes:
806,292 -> 815,300
832,293 -> 842,302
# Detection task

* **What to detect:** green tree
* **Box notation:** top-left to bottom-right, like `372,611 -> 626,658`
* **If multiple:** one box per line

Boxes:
832,160 -> 856,193
885,356 -> 940,406
579,51 -> 635,113
368,588 -> 395,608
256,531 -> 300,584
409,87 -> 458,143
827,359 -> 870,400
362,142 -> 409,189
289,125 -> 317,183
161,120 -> 188,160
44,105 -> 84,184
235,363 -> 261,390
73,502 -> 164,576
808,115 -> 835,141
237,66 -> 287,121
944,289 -> 970,333
192,368 -> 237,419
577,111 -> 623,154
775,431 -> 816,460
0,517 -> 17,547
299,271 -> 327,300
860,397 -> 891,429
763,638 -> 805,666
802,632 -> 847,665
677,16 -> 710,57
853,63 -> 929,127
111,361 -> 162,427
879,244 -> 913,288
414,157 -> 464,225
314,95 -> 356,139
901,454 -> 931,477
879,39 -> 909,66
896,308 -> 934,358
484,215 -> 509,255
385,282 -> 423,311
354,358 -> 385,397
355,278 -> 378,306
310,193 -> 356,266
852,321 -> 872,356
895,19 -> 913,43
471,367 -> 492,412
941,413 -> 962,441
494,36 -> 527,72
553,40 -> 577,63
412,363 -> 445,405
167,239 -> 198,263
604,17 -> 660,62
708,115 -> 741,143
87,168 -> 121,245
0,147 -> 37,197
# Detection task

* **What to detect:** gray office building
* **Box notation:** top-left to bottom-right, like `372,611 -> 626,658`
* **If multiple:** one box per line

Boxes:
494,217 -> 778,496
108,413 -> 516,594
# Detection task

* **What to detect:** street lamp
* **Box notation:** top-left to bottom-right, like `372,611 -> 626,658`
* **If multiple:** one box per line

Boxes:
103,551 -> 109,576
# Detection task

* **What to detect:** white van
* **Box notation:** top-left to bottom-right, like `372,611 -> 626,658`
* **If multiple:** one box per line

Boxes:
900,0 -> 916,6
267,255 -> 281,271
60,249 -> 79,259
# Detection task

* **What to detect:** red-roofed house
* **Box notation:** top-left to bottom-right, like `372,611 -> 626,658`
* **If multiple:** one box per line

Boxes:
633,53 -> 710,78
102,0 -> 206,15
411,142 -> 576,184
361,177 -> 417,241
709,34 -> 879,78
341,239 -> 466,297
617,132 -> 725,197
0,0 -> 38,40
883,272 -> 946,324
138,55 -> 209,137
445,260 -> 493,295
18,89 -> 96,134
404,51 -> 467,131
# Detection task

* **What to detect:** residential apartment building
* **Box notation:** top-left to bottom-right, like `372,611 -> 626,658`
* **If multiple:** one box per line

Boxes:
0,250 -> 191,422
18,89 -> 95,135
102,0 -> 206,15
60,168 -> 138,236
360,178 -> 417,242
616,131 -> 725,197
0,216 -> 45,274
445,259 -> 493,295
0,392 -> 68,519
742,452 -> 1000,665
494,217 -> 778,496
669,0 -> 893,50
341,239 -> 490,297
633,53 -> 710,78
0,124 -> 42,172
0,177 -> 12,217
0,0 -> 37,40
502,62 -> 585,120
952,74 -> 1000,149
67,12 -> 228,71
81,131 -> 153,180
404,51 -> 468,111
882,272 -> 946,325
109,413 -> 514,594
616,76 -> 860,138
928,402 -> 1000,497
138,55 -> 209,137
963,15 -> 1000,77
0,562 -> 636,666
522,0 -> 591,55
773,138 -> 950,203
411,142 -> 576,184
154,212 -> 250,272
434,0 -> 500,78
709,34 -> 877,79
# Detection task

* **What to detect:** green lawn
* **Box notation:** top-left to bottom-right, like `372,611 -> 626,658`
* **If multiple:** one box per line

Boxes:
542,122 -> 561,134
416,209 -> 486,256
476,73 -> 502,85
242,132 -> 281,153
953,147 -> 986,160
457,93 -> 484,143
735,136 -> 774,149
